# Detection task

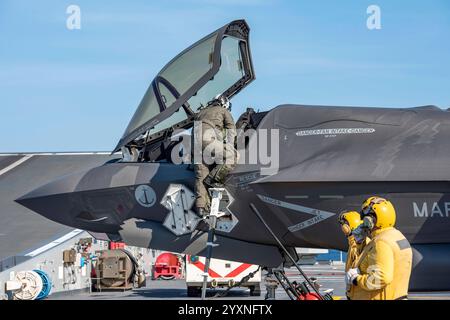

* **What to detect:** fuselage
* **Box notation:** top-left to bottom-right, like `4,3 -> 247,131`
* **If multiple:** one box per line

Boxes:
17,104 -> 450,290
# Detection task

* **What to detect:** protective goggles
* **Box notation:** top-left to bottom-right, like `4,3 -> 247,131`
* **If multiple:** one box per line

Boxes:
337,211 -> 349,225
360,205 -> 373,217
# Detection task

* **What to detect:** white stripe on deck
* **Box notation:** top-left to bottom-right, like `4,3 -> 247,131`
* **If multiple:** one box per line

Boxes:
25,229 -> 84,257
0,155 -> 33,176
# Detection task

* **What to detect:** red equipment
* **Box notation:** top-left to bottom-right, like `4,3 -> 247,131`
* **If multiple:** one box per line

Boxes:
153,252 -> 183,280
294,280 -> 325,300
297,292 -> 322,300
109,242 -> 125,250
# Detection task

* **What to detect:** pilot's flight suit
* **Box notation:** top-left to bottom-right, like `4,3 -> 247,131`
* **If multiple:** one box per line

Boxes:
349,227 -> 412,300
193,103 -> 237,212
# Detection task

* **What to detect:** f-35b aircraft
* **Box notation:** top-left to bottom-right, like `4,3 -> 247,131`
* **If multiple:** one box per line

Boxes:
17,20 -> 450,291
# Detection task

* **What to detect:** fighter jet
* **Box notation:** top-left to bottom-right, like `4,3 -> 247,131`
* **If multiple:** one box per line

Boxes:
16,20 -> 450,291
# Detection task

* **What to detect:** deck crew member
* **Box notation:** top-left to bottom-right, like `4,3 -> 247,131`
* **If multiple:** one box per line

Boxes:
338,211 -> 369,299
346,197 -> 413,300
338,211 -> 369,270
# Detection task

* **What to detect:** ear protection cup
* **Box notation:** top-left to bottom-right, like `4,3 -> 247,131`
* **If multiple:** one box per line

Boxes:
341,224 -> 351,236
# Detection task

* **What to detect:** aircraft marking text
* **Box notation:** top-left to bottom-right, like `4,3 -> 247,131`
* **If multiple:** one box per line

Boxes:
257,194 -> 336,232
413,202 -> 450,218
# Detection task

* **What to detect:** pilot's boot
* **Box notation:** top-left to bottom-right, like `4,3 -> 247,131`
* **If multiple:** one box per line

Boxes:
196,207 -> 206,217
203,175 -> 224,189
195,205 -> 210,218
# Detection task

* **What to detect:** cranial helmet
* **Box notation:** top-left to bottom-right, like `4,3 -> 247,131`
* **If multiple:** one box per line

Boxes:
338,211 -> 362,235
361,196 -> 396,229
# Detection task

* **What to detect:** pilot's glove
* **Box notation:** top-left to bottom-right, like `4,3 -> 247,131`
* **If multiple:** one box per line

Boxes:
345,268 -> 360,286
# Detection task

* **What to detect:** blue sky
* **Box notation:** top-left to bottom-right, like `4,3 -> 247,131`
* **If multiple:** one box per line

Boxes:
1,0 -> 449,152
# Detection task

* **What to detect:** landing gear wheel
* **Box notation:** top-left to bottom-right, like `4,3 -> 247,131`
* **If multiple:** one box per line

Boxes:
249,285 -> 261,296
187,286 -> 201,297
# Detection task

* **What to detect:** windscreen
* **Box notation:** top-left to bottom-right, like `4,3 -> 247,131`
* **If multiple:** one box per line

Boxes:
122,34 -> 217,139
146,36 -> 246,136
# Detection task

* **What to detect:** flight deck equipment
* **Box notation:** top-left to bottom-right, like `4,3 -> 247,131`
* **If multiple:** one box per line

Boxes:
250,203 -> 333,300
5,270 -> 52,300
153,252 -> 183,280
94,249 -> 145,291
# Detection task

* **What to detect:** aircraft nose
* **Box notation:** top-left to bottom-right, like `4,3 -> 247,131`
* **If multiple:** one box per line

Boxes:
16,175 -> 126,234
14,164 -> 131,231
15,170 -> 88,227
15,162 -> 164,232
15,162 -> 191,232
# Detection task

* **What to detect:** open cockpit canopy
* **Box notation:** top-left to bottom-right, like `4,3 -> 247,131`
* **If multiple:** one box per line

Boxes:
113,20 -> 255,153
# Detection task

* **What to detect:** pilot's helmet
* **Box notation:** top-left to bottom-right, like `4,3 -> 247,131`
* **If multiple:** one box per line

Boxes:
208,94 -> 231,110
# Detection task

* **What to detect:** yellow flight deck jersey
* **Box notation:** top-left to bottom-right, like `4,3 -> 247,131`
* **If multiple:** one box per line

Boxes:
345,235 -> 370,271
349,227 -> 412,300
346,235 -> 370,299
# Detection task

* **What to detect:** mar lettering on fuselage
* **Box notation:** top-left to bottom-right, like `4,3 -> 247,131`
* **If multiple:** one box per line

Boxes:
413,202 -> 450,218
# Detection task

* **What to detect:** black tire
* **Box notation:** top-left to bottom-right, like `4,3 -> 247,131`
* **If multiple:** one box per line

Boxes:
187,286 -> 201,297
249,285 -> 261,296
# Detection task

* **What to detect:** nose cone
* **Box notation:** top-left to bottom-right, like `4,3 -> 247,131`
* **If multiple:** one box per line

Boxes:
16,192 -> 72,226
15,169 -> 91,227
16,170 -> 127,234
15,162 -> 163,233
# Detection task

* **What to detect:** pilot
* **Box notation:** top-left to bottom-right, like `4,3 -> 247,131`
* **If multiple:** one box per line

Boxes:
193,94 -> 237,216
346,197 -> 413,300
338,210 -> 370,300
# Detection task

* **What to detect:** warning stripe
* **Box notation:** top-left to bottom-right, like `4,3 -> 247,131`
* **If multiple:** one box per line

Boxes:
191,260 -> 252,278
192,261 -> 222,278
225,263 -> 252,278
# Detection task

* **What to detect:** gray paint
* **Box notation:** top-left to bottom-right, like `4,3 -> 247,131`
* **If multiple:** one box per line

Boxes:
0,154 -> 119,261
243,104 -> 450,181
118,219 -> 283,267
0,155 -> 24,171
